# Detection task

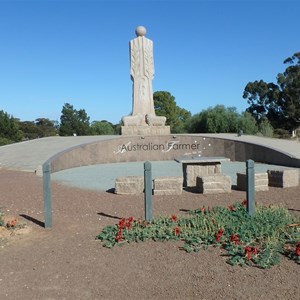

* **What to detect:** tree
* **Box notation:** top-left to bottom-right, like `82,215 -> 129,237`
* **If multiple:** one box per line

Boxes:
59,103 -> 90,136
243,52 -> 300,135
90,120 -> 115,135
0,110 -> 23,145
35,118 -> 58,137
153,91 -> 191,133
185,105 -> 258,134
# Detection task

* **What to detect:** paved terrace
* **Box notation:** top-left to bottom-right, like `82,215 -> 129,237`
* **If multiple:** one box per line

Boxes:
0,134 -> 299,191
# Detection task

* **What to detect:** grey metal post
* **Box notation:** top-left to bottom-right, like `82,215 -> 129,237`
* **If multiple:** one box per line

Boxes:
246,159 -> 255,217
144,161 -> 153,222
43,162 -> 52,228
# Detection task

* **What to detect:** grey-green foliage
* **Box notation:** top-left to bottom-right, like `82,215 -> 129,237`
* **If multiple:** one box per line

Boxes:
185,105 -> 258,134
90,120 -> 115,135
0,110 -> 23,145
257,119 -> 274,137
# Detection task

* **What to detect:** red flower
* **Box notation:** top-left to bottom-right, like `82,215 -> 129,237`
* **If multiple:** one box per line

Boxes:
128,216 -> 134,223
216,229 -> 223,242
116,229 -> 123,242
200,206 -> 206,213
245,246 -> 252,261
6,218 -> 17,228
228,204 -> 236,211
230,234 -> 239,245
242,199 -> 247,207
171,215 -> 177,222
252,247 -> 258,255
174,227 -> 180,236
295,242 -> 300,256
118,218 -> 126,230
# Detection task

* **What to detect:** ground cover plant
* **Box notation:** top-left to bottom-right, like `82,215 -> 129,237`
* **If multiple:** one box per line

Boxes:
96,200 -> 300,269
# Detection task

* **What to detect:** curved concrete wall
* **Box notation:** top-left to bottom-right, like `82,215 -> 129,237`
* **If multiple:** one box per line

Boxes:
44,135 -> 300,173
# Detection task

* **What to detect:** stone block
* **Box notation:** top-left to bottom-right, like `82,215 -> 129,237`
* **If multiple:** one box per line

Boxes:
115,176 -> 144,195
267,169 -> 299,188
153,176 -> 183,195
236,172 -> 269,191
196,175 -> 231,194
184,163 -> 222,187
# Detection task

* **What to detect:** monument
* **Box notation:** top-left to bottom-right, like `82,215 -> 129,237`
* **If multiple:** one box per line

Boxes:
121,26 -> 170,135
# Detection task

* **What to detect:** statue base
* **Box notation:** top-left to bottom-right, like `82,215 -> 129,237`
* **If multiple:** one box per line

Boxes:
121,126 -> 171,136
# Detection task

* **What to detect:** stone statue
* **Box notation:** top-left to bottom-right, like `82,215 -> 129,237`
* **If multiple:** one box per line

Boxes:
122,26 -> 169,135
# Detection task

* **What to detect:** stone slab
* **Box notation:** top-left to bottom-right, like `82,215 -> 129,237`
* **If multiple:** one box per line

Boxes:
236,172 -> 269,191
184,163 -> 222,187
115,176 -> 144,195
196,174 -> 231,194
267,169 -> 299,188
153,176 -> 183,195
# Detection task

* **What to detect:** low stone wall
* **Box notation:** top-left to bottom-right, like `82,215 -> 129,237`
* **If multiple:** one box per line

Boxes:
153,177 -> 183,195
236,172 -> 269,191
196,175 -> 231,194
267,169 -> 299,188
43,134 -> 300,174
114,176 -> 144,195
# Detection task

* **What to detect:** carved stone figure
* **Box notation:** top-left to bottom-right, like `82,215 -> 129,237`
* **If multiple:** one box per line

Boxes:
121,26 -> 169,135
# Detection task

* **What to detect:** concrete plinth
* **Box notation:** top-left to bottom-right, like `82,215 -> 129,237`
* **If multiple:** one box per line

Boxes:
236,172 -> 269,191
115,176 -> 144,195
121,126 -> 170,136
153,176 -> 183,195
267,169 -> 299,188
196,174 -> 231,194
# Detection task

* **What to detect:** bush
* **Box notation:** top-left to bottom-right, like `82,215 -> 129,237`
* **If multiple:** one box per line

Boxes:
0,137 -> 13,146
274,128 -> 291,139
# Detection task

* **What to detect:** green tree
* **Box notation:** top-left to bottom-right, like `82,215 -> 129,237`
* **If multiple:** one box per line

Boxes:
35,118 -> 58,137
153,91 -> 191,133
243,52 -> 300,134
0,110 -> 23,145
18,121 -> 40,139
185,105 -> 258,134
90,120 -> 115,135
59,103 -> 90,136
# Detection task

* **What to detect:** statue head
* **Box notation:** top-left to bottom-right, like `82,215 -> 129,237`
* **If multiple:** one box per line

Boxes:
135,26 -> 147,37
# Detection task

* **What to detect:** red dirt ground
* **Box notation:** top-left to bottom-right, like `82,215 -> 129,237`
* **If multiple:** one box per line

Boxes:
0,169 -> 299,299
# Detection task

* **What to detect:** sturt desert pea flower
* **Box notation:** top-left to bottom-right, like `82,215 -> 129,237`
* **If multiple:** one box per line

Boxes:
230,234 -> 240,245
174,227 -> 180,236
6,218 -> 17,228
228,204 -> 236,211
216,228 -> 224,242
170,215 -> 177,222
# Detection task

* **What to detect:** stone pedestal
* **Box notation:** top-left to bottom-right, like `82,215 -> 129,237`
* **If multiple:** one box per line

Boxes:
267,169 -> 299,188
115,176 -> 144,195
153,176 -> 183,195
196,175 -> 231,194
121,125 -> 170,136
236,172 -> 269,191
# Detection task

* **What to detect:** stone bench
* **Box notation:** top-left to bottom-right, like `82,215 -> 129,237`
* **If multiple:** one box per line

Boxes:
267,169 -> 299,188
236,172 -> 269,191
196,174 -> 231,194
114,176 -> 144,195
153,176 -> 183,195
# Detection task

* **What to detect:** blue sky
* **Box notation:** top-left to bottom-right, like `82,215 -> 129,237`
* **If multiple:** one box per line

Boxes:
0,0 -> 299,124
